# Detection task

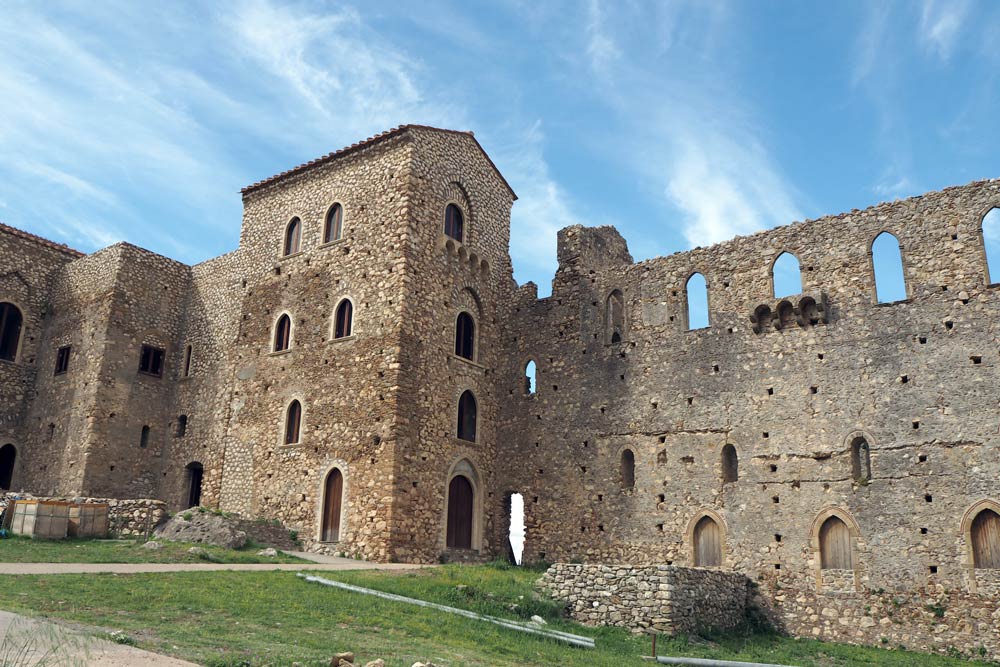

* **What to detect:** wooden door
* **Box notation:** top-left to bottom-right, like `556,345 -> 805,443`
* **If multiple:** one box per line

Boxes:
447,475 -> 474,549
322,469 -> 343,542
694,516 -> 721,567
820,516 -> 853,569
972,509 -> 1000,569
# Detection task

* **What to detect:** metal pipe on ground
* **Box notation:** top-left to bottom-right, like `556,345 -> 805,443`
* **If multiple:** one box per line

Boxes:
656,656 -> 797,667
297,573 -> 595,649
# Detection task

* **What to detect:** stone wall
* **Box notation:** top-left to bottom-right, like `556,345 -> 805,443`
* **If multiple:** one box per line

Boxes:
538,563 -> 748,635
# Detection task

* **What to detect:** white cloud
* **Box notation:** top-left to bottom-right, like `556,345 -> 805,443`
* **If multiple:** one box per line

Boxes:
919,0 -> 970,61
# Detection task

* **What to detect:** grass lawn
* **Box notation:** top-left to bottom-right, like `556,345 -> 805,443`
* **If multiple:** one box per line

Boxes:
0,563 -> 993,667
0,535 -> 306,564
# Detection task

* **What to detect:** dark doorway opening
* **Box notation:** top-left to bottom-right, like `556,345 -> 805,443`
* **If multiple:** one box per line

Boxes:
0,444 -> 15,490
446,475 -> 474,549
185,461 -> 203,508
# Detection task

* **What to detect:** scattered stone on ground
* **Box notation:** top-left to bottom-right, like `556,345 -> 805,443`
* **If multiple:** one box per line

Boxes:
530,614 -> 547,625
154,510 -> 247,549
331,651 -> 354,666
142,540 -> 163,550
257,547 -> 278,557
187,547 -> 207,557
364,660 -> 385,667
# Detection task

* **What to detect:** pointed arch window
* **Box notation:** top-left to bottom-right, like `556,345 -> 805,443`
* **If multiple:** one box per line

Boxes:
819,516 -> 853,569
284,217 -> 302,256
284,400 -> 302,445
524,360 -> 536,395
324,203 -> 344,243
772,252 -> 802,298
445,204 -> 464,242
693,515 -> 722,567
139,425 -> 151,449
721,444 -> 738,483
334,300 -> 353,339
606,289 -> 625,344
455,312 -> 475,360
686,273 -> 709,329
850,437 -> 871,483
871,232 -> 906,303
457,390 -> 477,442
983,208 -> 1000,284
0,302 -> 24,362
274,314 -> 292,352
620,449 -> 635,489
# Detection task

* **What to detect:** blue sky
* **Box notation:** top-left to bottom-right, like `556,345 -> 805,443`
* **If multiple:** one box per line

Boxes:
1,1 -> 999,296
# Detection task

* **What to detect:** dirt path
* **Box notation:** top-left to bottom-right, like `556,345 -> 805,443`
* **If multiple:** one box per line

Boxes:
0,609 -> 199,667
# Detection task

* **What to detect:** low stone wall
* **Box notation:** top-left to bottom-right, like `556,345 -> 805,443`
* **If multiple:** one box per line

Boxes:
538,563 -> 749,635
760,581 -> 1000,662
1,493 -> 167,538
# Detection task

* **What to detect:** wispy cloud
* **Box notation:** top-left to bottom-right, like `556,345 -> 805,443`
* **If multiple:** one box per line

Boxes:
919,0 -> 970,61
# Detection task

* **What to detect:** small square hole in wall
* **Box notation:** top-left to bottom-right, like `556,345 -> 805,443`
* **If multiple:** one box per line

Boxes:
929,565 -> 938,574
772,496 -> 780,504
656,523 -> 664,532
971,356 -> 982,364
713,365 -> 720,373
925,494 -> 933,503
810,386 -> 818,394
920,527 -> 928,534
919,336 -> 927,344
658,494 -> 665,503
724,281 -> 730,288
669,316 -> 675,322
412,481 -> 418,488
763,432 -> 770,439
659,436 -> 666,444
767,387 -> 774,396
951,233 -> 958,241
538,469 -> 544,475
817,353 -> 825,360
774,534 -> 782,542
620,374 -> 625,381
770,464 -> 778,473
900,375 -> 909,384
597,494 -> 603,501
598,524 -> 605,532
727,327 -> 734,334
945,321 -> 954,330
687,397 -> 694,406
912,420 -> 920,429
774,563 -> 781,570
918,454 -> 927,463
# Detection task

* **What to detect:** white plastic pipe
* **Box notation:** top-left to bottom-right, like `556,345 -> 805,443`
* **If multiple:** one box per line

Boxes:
297,573 -> 595,649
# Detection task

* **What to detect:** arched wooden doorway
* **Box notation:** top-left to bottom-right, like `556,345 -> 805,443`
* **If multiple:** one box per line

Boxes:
0,444 -> 15,490
693,515 -> 722,567
185,462 -> 203,508
322,468 -> 344,543
446,475 -> 474,549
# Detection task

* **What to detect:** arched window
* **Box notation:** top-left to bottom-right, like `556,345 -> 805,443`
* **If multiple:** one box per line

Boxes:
971,508 -> 1000,569
455,312 -> 475,360
850,437 -> 871,483
274,314 -> 292,352
524,360 -> 536,395
983,208 -> 1000,284
606,289 -> 625,344
139,425 -> 150,449
772,252 -> 802,298
721,444 -> 738,483
0,302 -> 24,362
185,461 -> 203,509
871,232 -> 906,303
321,468 -> 344,542
693,515 -> 722,567
819,516 -> 853,569
686,273 -> 709,330
324,203 -> 344,243
176,415 -> 188,438
284,400 -> 302,445
444,204 -> 464,242
447,474 -> 474,549
457,390 -> 477,441
0,444 -> 16,490
334,300 -> 353,339
620,449 -> 635,489
284,217 -> 302,256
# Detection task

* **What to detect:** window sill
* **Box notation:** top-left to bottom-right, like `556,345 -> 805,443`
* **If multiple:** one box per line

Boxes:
874,298 -> 911,307
455,437 -> 477,445
328,335 -> 356,344
319,238 -> 347,249
269,349 -> 293,357
450,354 -> 485,370
137,371 -> 164,379
279,251 -> 305,262
278,442 -> 304,450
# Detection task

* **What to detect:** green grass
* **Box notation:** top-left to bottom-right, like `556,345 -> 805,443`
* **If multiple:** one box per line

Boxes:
0,535 -> 305,564
0,562 -> 993,667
